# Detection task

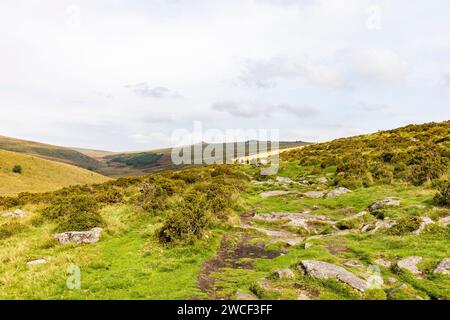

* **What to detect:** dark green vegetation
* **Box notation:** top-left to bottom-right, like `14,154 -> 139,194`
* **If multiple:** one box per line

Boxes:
0,121 -> 448,300
12,165 -> 22,174
107,152 -> 163,168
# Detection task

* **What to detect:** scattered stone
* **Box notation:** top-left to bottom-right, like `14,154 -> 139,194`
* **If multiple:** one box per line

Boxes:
272,268 -> 295,280
297,294 -> 310,300
304,243 -> 312,250
317,177 -> 327,184
299,260 -> 367,292
251,180 -> 276,186
362,220 -> 397,233
54,228 -> 103,245
27,258 -> 47,266
397,256 -> 422,275
340,211 -> 368,221
259,190 -> 293,198
2,209 -> 26,218
342,260 -> 364,269
387,277 -> 397,284
438,216 -> 450,227
252,212 -> 332,230
368,197 -> 400,212
276,176 -> 294,184
326,187 -> 352,199
412,216 -> 434,235
303,191 -> 325,199
433,258 -> 450,275
374,259 -> 392,268
236,292 -> 257,300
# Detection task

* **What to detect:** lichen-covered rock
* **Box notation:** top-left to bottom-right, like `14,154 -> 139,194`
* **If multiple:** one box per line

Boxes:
272,268 -> 295,280
412,217 -> 434,235
342,260 -> 364,269
433,258 -> 450,275
259,190 -> 293,198
299,260 -> 367,292
54,227 -> 103,244
374,258 -> 392,268
317,177 -> 327,184
303,191 -> 326,199
2,209 -> 26,218
438,216 -> 450,227
326,187 -> 352,199
368,197 -> 400,212
397,256 -> 422,275
27,258 -> 47,265
362,220 -> 397,233
236,292 -> 257,300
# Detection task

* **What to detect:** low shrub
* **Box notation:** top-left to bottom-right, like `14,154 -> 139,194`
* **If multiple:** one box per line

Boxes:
434,181 -> 450,207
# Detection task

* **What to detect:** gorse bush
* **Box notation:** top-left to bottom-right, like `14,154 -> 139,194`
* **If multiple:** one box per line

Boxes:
434,181 -> 450,207
282,121 -> 450,189
0,221 -> 28,239
12,165 -> 22,174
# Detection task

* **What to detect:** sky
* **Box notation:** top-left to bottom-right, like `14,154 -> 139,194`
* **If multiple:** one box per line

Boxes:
0,0 -> 449,151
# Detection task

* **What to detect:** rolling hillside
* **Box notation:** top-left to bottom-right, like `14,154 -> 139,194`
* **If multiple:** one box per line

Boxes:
0,149 -> 109,196
0,135 -> 101,171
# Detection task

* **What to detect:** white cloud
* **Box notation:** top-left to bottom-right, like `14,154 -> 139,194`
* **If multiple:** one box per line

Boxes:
212,101 -> 318,118
125,83 -> 182,99
352,48 -> 408,83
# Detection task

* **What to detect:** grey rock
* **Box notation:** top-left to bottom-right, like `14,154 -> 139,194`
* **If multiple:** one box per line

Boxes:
252,212 -> 332,229
299,260 -> 367,292
342,260 -> 364,269
304,243 -> 312,250
27,258 -> 47,265
303,191 -> 325,198
362,220 -> 397,233
397,256 -> 422,275
276,176 -> 294,184
386,277 -> 397,284
54,227 -> 103,244
438,216 -> 450,227
374,258 -> 392,268
326,187 -> 352,199
412,217 -> 434,235
368,197 -> 400,212
317,177 -> 328,184
340,211 -> 368,221
259,190 -> 293,198
2,209 -> 26,218
433,258 -> 450,275
236,292 -> 257,300
272,268 -> 295,280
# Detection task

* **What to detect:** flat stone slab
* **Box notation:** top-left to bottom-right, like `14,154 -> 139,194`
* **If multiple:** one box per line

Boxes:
433,258 -> 450,275
252,212 -> 332,229
326,187 -> 352,199
368,197 -> 400,211
299,260 -> 367,292
438,216 -> 450,227
2,209 -> 26,218
259,190 -> 293,198
276,176 -> 294,184
374,258 -> 392,268
54,227 -> 102,244
27,258 -> 47,265
236,292 -> 257,300
412,217 -> 434,235
272,268 -> 295,280
397,256 -> 422,275
303,191 -> 325,198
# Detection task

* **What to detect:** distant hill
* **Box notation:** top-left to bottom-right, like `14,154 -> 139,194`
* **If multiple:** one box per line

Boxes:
99,140 -> 310,177
0,149 -> 109,196
0,135 -> 101,171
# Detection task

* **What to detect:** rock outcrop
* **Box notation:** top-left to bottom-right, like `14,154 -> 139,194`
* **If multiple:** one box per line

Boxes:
368,197 -> 400,212
54,227 -> 103,244
272,268 -> 295,280
374,258 -> 392,268
326,188 -> 352,199
298,260 -> 367,292
303,191 -> 325,199
397,256 -> 422,275
433,258 -> 450,275
412,217 -> 434,235
2,209 -> 26,218
259,190 -> 293,198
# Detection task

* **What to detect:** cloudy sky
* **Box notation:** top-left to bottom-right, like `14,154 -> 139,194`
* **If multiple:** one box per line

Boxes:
1,0 -> 449,151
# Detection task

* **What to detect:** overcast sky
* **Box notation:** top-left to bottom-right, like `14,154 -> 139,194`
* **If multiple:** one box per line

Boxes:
1,0 -> 449,151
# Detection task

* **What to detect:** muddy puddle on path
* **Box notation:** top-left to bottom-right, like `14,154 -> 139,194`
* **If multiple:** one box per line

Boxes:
197,232 -> 283,299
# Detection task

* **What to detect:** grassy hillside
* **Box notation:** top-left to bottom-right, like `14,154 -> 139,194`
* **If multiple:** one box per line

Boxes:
100,141 -> 309,177
0,149 -> 109,196
0,135 -> 101,171
0,121 -> 448,300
